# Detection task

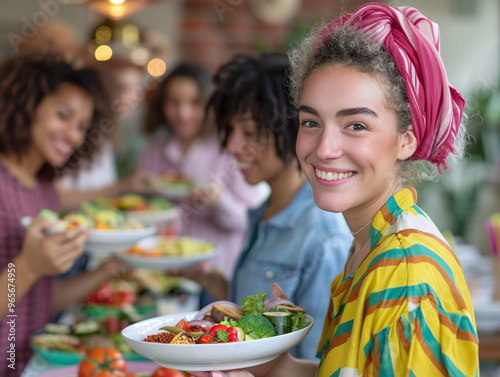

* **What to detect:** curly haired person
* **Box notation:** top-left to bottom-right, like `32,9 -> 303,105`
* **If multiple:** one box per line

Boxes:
0,52 -> 128,375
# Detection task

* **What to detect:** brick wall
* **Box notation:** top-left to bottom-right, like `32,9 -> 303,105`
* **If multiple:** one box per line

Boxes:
179,0 -> 379,72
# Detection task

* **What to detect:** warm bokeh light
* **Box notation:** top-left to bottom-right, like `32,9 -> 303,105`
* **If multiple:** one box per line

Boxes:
122,24 -> 139,47
108,5 -> 126,19
95,45 -> 113,61
130,47 -> 150,66
95,25 -> 112,44
147,58 -> 166,77
109,0 -> 125,5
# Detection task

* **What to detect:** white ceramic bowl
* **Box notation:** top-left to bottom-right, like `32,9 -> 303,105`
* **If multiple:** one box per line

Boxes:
85,227 -> 158,253
116,236 -> 217,271
21,216 -> 157,253
122,311 -> 314,371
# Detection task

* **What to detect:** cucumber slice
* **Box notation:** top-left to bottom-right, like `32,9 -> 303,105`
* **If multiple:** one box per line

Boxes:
44,323 -> 71,335
72,320 -> 101,335
263,312 -> 293,335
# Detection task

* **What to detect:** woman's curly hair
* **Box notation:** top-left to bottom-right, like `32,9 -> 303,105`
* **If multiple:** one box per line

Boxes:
0,52 -> 112,180
207,52 -> 298,165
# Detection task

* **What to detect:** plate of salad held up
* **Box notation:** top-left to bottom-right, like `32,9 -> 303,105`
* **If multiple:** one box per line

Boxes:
22,203 -> 157,253
121,291 -> 313,371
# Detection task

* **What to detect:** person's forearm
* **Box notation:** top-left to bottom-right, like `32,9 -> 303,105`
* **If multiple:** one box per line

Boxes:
0,255 -> 39,318
52,266 -> 117,314
58,182 -> 127,212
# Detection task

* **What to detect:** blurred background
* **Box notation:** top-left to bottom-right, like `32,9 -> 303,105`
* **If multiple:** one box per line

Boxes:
3,0 -> 500,374
2,0 -> 499,257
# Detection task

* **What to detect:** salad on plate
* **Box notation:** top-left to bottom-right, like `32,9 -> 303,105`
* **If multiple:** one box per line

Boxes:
121,291 -> 313,371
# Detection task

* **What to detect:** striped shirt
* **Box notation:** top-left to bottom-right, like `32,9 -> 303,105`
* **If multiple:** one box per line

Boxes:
139,136 -> 263,280
317,187 -> 479,377
0,162 -> 60,375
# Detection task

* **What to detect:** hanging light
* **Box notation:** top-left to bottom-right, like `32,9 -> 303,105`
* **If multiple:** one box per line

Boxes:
66,0 -> 159,20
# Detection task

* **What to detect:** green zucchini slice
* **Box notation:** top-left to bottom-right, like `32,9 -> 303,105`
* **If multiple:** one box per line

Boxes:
263,311 -> 293,335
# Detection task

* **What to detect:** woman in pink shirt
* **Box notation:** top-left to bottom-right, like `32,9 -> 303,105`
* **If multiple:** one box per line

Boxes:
139,63 -> 263,283
0,52 -> 127,375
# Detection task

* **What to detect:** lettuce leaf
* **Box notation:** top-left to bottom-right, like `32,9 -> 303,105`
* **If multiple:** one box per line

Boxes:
241,291 -> 267,314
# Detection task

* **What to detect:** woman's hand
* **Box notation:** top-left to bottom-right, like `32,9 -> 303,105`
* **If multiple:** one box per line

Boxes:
95,255 -> 130,278
19,219 -> 90,278
119,170 -> 157,193
271,283 -> 288,300
190,180 -> 222,208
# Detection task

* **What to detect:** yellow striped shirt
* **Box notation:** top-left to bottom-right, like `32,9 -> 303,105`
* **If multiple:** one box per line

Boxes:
317,187 -> 479,377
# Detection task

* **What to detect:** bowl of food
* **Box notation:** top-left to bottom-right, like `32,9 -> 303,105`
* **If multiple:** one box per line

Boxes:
22,204 -> 157,253
116,236 -> 217,271
96,194 -> 179,227
148,173 -> 196,200
121,293 -> 313,371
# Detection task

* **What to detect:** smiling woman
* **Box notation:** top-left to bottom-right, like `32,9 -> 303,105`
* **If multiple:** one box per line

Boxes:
190,3 -> 479,377
0,52 -> 130,376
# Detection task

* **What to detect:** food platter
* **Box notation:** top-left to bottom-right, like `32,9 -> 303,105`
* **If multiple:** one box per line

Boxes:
96,194 -> 180,227
116,236 -> 218,271
154,183 -> 194,200
121,311 -> 314,371
148,176 -> 196,200
21,216 -> 157,253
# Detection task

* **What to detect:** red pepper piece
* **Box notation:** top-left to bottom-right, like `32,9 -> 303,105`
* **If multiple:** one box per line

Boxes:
208,324 -> 239,343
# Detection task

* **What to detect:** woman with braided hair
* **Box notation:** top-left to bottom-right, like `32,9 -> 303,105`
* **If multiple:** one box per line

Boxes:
191,3 -> 479,377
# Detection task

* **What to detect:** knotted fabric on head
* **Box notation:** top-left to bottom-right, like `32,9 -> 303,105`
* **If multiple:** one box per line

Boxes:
319,3 -> 465,172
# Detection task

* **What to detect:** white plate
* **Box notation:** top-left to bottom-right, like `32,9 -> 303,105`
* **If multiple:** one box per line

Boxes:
21,216 -> 157,253
155,185 -> 193,200
122,311 -> 314,371
116,236 -> 217,271
126,207 -> 180,227
86,227 -> 158,253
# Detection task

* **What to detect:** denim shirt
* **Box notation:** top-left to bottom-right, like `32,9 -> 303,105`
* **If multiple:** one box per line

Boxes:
231,182 -> 352,360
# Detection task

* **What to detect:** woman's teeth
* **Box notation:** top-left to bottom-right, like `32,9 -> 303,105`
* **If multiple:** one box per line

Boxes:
238,162 -> 251,169
53,139 -> 72,155
315,168 -> 355,181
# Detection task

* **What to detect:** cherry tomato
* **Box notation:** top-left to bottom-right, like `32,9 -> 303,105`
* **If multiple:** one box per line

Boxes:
85,283 -> 112,304
78,347 -> 126,377
108,290 -> 136,307
151,367 -> 185,377
197,334 -> 217,344
103,316 -> 120,334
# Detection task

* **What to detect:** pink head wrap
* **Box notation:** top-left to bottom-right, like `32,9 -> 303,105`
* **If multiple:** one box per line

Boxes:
319,3 -> 465,172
